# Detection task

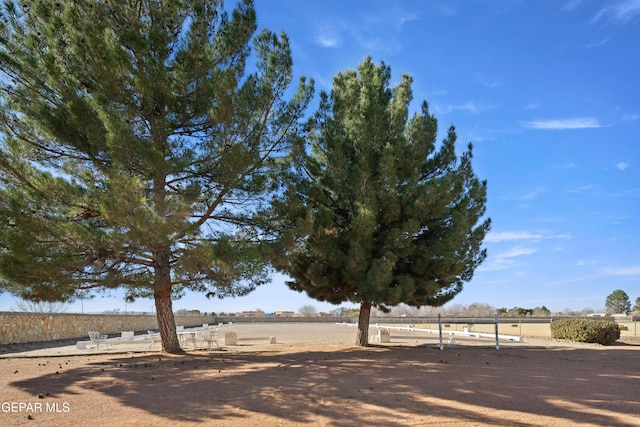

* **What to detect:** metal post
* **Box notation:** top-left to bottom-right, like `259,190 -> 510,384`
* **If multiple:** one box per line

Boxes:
494,314 -> 500,350
438,314 -> 443,350
519,319 -> 522,337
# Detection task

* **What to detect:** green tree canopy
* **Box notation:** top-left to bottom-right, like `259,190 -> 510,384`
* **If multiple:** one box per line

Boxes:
0,0 -> 313,353
634,297 -> 640,313
275,57 -> 490,346
605,290 -> 631,314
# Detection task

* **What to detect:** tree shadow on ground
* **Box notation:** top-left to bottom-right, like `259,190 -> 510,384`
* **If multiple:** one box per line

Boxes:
9,345 -> 640,426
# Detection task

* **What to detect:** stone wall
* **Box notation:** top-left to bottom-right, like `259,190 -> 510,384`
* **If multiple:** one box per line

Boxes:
0,312 -> 218,345
0,312 -> 355,344
0,312 -> 349,344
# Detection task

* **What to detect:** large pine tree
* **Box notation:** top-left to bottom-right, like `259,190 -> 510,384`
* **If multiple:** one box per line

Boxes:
0,0 -> 312,353
276,57 -> 490,346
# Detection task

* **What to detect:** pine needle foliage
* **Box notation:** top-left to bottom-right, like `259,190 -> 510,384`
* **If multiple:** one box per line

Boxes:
275,57 -> 490,346
0,0 -> 313,353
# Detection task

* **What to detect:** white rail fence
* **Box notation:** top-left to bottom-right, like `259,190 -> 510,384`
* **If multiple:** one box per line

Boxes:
344,314 -> 522,350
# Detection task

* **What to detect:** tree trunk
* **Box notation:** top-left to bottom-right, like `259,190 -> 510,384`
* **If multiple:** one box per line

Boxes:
355,301 -> 372,346
154,283 -> 183,354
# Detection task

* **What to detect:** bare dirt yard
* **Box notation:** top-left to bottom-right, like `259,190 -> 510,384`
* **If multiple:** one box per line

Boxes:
1,323 -> 639,426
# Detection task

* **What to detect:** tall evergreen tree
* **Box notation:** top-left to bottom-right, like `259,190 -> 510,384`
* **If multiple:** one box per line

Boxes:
605,290 -> 631,314
0,0 -> 312,353
275,57 -> 490,346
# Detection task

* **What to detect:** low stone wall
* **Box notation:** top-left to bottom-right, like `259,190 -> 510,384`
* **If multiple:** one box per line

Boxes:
0,313 -> 355,345
0,312 -> 221,345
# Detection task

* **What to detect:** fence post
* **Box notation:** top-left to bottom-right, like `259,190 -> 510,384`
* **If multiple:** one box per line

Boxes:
438,314 -> 443,350
494,314 -> 500,350
519,319 -> 522,337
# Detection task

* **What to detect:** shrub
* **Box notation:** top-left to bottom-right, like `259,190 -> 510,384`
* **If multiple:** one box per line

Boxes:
550,318 -> 620,345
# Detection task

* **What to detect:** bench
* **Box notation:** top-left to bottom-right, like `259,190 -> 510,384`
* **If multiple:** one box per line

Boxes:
88,331 -> 109,350
237,336 -> 277,344
224,332 -> 276,345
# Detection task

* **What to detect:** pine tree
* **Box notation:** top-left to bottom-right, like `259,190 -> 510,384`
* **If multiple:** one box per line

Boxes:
0,0 -> 312,353
275,57 -> 490,346
605,290 -> 631,314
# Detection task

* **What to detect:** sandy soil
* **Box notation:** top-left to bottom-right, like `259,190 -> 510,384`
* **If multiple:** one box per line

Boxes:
1,323 -> 639,426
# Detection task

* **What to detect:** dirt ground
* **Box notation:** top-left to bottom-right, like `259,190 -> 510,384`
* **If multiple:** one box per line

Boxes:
1,324 -> 639,426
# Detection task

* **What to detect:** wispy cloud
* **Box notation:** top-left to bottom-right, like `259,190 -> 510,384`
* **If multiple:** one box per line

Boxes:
475,74 -> 500,88
548,264 -> 640,285
523,117 -> 602,130
593,0 -> 640,24
313,24 -> 341,48
312,4 -> 419,52
601,265 -> 640,276
621,113 -> 640,121
486,231 -> 571,243
439,5 -> 458,17
564,184 -> 601,199
434,101 -> 499,115
485,231 -> 544,243
617,162 -> 629,171
479,246 -> 536,271
536,216 -> 566,223
501,247 -> 537,258
585,36 -> 612,49
562,0 -> 582,12
552,162 -> 576,170
501,187 -> 545,201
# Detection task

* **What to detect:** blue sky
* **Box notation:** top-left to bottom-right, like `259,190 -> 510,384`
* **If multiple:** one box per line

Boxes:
1,0 -> 639,314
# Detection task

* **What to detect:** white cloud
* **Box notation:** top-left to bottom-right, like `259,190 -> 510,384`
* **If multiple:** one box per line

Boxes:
548,264 -> 640,286
475,74 -> 500,88
479,246 -> 536,271
434,101 -> 499,115
501,247 -> 537,258
564,184 -> 601,199
485,231 -> 571,243
594,0 -> 640,24
485,231 -> 542,242
395,12 -> 419,29
562,0 -> 582,12
501,187 -> 545,201
577,259 -> 599,266
314,24 -> 341,48
552,162 -> 576,170
585,37 -> 611,49
536,216 -> 566,223
547,275 -> 597,286
439,5 -> 458,17
523,117 -> 602,130
617,162 -> 629,171
601,266 -> 640,276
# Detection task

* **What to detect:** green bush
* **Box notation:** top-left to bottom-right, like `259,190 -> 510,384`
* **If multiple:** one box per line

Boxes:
550,318 -> 620,345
